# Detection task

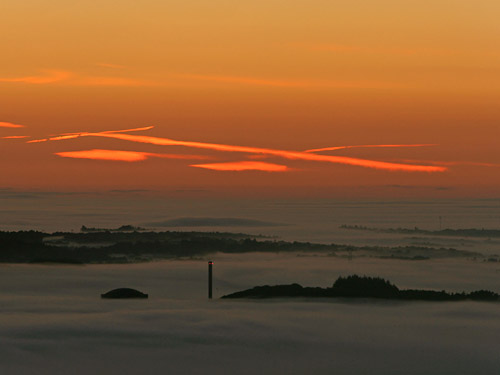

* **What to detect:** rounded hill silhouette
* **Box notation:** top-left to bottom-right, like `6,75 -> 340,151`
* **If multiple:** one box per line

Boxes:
101,288 -> 148,299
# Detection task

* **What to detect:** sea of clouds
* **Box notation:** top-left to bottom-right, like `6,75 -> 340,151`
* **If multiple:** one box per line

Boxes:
1,254 -> 500,374
1,194 -> 500,254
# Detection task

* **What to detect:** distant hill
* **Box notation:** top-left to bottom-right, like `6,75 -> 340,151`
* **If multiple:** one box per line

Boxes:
222,275 -> 499,302
145,217 -> 286,228
81,225 -> 146,232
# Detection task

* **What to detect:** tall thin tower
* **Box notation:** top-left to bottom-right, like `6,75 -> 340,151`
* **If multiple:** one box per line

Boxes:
208,261 -> 213,299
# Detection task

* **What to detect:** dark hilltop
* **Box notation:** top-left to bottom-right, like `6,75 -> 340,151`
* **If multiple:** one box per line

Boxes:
101,288 -> 148,299
222,275 -> 500,302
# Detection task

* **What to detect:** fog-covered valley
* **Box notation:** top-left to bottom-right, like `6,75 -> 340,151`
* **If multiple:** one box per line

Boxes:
2,196 -> 500,373
1,255 -> 500,374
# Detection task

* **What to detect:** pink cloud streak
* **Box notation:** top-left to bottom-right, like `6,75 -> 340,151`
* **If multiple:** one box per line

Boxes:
44,130 -> 446,172
54,149 -> 211,162
191,161 -> 290,172
0,70 -> 71,84
305,144 -> 438,153
0,122 -> 25,128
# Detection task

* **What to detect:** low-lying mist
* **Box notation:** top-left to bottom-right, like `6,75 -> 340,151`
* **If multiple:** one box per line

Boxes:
1,255 -> 500,374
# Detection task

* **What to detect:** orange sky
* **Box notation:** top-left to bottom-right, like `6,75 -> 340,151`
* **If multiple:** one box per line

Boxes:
1,1 -> 499,197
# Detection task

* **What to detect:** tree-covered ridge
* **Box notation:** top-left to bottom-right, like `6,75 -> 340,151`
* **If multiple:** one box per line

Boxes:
0,230 -> 483,264
221,275 -> 499,301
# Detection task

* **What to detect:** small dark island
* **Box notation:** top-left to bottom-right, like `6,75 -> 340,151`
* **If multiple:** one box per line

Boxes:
221,275 -> 499,302
101,288 -> 148,299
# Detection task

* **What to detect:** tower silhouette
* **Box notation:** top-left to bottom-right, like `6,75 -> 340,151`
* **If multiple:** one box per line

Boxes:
208,261 -> 213,299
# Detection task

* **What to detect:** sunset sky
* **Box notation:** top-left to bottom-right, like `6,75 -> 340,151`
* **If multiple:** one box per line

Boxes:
1,0 -> 499,197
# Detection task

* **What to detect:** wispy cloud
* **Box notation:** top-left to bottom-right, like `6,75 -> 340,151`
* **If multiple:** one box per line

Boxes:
55,126 -> 154,140
0,70 -> 71,84
2,69 -> 397,89
54,149 -> 210,162
0,121 -> 26,128
395,159 -> 500,168
40,127 -> 446,172
55,149 -> 148,162
1,135 -> 29,139
47,135 -> 81,141
305,144 -> 437,153
100,126 -> 154,134
0,69 -> 154,87
191,161 -> 290,172
91,133 -> 446,172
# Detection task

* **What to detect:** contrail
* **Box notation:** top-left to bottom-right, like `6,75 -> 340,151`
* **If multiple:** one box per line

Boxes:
76,132 -> 447,172
305,144 -> 437,153
30,127 -> 447,172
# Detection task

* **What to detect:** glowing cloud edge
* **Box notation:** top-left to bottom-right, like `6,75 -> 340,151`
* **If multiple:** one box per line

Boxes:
191,161 -> 290,172
54,149 -> 211,162
34,126 -> 447,172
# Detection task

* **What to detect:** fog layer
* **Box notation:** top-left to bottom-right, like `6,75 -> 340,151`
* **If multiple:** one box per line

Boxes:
1,255 -> 500,374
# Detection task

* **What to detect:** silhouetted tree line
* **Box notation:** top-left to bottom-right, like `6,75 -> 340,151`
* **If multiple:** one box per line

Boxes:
0,230 -> 335,263
0,230 -> 481,264
222,275 -> 499,301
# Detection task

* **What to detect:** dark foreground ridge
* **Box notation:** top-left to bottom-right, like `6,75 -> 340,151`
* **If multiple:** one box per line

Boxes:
221,275 -> 499,302
0,229 -> 482,264
101,288 -> 148,299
